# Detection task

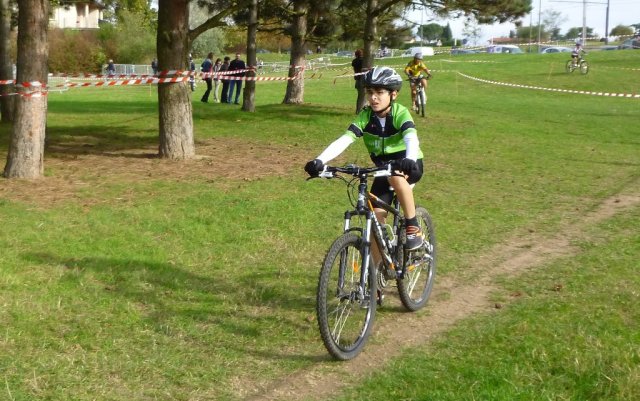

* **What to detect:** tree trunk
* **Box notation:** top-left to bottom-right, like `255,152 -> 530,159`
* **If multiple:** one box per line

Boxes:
0,0 -> 14,123
3,0 -> 48,179
282,1 -> 306,104
363,0 -> 378,71
242,0 -> 257,112
157,0 -> 194,160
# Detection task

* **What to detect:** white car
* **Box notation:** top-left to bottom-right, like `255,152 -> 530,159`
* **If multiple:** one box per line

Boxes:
486,45 -> 523,54
540,46 -> 572,54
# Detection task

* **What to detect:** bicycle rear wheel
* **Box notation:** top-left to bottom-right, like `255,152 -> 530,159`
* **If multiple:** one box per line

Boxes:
397,206 -> 436,311
317,233 -> 377,360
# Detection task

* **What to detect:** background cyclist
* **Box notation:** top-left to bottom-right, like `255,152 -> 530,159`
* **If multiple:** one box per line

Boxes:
571,42 -> 586,66
404,53 -> 431,112
304,66 -> 425,259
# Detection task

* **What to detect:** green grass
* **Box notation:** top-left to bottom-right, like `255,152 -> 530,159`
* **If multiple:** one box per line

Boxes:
1,50 -> 639,400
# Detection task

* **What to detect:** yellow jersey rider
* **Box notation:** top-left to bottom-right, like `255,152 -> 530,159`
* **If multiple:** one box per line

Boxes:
404,53 -> 431,112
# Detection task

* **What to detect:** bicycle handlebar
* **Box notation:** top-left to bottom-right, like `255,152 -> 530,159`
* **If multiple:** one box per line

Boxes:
317,163 -> 395,179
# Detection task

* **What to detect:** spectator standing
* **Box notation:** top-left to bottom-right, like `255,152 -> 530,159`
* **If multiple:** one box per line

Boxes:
151,58 -> 158,75
200,52 -> 214,103
107,59 -> 116,76
212,58 -> 222,102
227,53 -> 246,105
352,49 -> 365,114
189,54 -> 196,92
220,56 -> 231,104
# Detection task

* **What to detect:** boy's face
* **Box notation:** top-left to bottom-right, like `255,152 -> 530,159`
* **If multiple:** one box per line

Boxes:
366,88 -> 396,114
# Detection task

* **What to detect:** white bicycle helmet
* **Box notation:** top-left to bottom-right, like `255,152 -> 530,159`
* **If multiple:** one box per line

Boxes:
414,52 -> 423,60
363,66 -> 403,91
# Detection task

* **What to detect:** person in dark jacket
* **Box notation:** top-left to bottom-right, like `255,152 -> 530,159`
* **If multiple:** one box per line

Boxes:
352,49 -> 365,114
200,52 -> 214,103
220,56 -> 231,104
227,53 -> 246,104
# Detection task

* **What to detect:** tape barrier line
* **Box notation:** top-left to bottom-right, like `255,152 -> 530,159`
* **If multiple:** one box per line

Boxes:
0,80 -> 48,98
458,71 -> 640,99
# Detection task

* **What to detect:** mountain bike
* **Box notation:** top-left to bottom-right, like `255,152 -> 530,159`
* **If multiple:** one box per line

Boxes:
312,163 -> 436,360
410,74 -> 430,118
566,57 -> 589,75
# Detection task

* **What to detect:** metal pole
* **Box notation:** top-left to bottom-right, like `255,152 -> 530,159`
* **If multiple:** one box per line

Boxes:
529,9 -> 533,52
605,0 -> 610,44
582,0 -> 587,45
537,0 -> 542,48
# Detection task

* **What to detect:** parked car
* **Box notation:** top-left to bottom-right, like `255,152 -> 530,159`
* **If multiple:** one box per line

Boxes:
335,50 -> 353,57
402,46 -> 435,57
486,45 -> 523,54
450,48 -> 477,55
540,46 -> 572,54
618,38 -> 640,49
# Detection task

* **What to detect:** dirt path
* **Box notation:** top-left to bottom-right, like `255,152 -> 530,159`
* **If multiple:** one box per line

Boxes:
241,179 -> 640,401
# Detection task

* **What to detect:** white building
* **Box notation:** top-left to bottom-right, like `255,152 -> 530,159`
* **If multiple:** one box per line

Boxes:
50,1 -> 105,29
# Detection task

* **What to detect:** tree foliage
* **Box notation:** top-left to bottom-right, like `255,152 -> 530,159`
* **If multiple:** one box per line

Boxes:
97,9 -> 156,64
610,24 -> 633,37
423,0 -> 531,24
565,26 -> 594,39
419,22 -> 443,41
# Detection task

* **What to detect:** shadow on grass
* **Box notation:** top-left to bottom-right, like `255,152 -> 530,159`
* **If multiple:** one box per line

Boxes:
45,124 -> 158,158
47,99 -> 157,115
23,252 -> 322,361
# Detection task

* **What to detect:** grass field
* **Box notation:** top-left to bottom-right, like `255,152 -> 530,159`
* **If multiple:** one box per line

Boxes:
0,49 -> 639,401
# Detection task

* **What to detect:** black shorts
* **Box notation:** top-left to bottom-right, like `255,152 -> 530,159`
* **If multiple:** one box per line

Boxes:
370,159 -> 423,205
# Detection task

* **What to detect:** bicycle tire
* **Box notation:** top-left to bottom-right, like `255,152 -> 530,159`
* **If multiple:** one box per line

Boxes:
418,90 -> 426,118
565,60 -> 575,73
579,61 -> 589,75
317,233 -> 377,360
397,206 -> 436,312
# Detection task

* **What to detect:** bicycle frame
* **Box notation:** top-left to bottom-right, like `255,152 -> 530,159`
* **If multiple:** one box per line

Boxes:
340,172 -> 404,290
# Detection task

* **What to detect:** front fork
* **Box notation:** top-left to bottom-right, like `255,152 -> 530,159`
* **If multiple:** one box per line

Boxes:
343,209 -> 398,299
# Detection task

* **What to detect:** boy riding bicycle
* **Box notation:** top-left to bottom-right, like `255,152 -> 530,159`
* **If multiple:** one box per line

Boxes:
304,66 -> 425,252
404,53 -> 431,112
571,42 -> 586,66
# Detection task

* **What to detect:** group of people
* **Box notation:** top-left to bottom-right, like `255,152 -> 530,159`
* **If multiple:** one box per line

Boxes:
199,53 -> 247,104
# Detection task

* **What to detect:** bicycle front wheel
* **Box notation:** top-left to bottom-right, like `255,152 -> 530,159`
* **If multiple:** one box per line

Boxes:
397,206 -> 436,312
565,60 -> 575,73
418,90 -> 426,117
579,61 -> 589,75
317,233 -> 377,360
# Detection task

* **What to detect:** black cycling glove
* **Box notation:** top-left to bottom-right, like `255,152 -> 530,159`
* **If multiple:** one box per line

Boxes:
395,158 -> 422,182
304,159 -> 324,176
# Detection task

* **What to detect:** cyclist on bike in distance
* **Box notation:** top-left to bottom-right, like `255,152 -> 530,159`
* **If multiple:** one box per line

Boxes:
304,66 -> 425,251
571,42 -> 586,66
404,53 -> 431,112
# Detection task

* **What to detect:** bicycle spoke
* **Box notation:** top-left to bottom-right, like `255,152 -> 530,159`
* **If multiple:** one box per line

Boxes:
317,233 -> 376,360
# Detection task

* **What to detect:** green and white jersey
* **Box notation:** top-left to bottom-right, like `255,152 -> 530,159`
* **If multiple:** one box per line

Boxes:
346,102 -> 423,163
316,102 -> 423,164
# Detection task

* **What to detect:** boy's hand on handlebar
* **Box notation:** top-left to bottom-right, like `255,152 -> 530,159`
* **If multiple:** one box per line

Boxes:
304,159 -> 324,176
393,158 -> 421,181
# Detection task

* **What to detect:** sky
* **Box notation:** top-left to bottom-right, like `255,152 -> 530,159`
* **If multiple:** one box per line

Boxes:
408,0 -> 639,43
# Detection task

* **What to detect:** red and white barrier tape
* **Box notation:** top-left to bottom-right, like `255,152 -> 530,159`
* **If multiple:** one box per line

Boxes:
458,72 -> 640,99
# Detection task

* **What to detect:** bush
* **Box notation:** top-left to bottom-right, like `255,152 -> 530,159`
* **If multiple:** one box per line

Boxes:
48,29 -> 106,74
